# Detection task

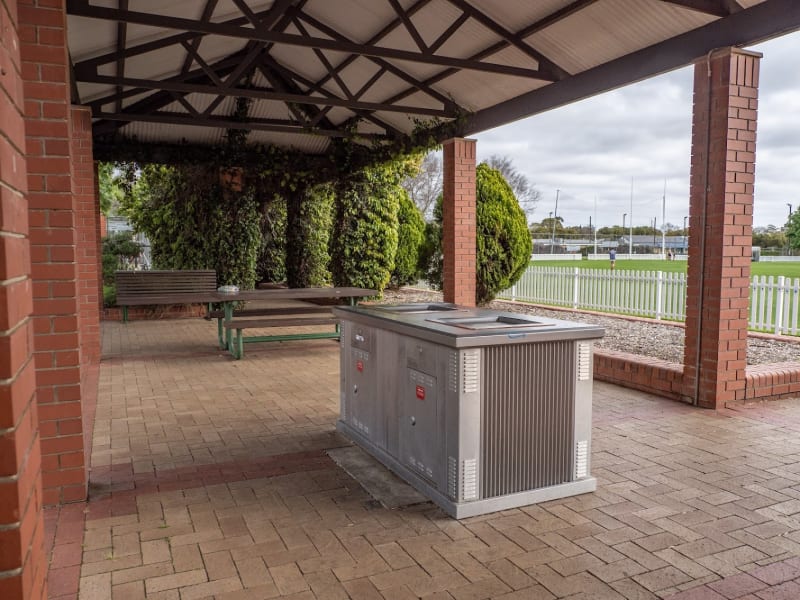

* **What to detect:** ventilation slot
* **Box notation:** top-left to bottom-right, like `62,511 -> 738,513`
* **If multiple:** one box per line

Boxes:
462,459 -> 477,501
481,341 -> 575,498
575,440 -> 588,479
577,343 -> 591,381
462,350 -> 480,393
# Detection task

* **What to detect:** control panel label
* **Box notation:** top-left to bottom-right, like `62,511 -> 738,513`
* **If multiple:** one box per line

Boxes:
356,360 -> 364,372
416,385 -> 425,400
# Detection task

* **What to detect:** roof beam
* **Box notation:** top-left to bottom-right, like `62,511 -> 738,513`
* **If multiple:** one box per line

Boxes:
465,0 -> 800,135
80,73 -> 456,118
66,0 -> 550,79
443,0 -> 569,80
93,110 -> 387,138
296,11 -> 464,107
659,0 -> 742,17
258,54 -> 403,137
179,0 -> 218,75
302,0 -> 433,92
114,0 -> 128,113
388,0 -> 428,53
371,1 -> 599,109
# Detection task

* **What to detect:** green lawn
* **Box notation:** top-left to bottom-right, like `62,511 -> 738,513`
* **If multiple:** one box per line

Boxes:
529,259 -> 800,278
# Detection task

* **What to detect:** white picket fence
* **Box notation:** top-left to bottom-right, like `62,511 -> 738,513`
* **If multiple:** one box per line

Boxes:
500,267 -> 686,321
494,267 -> 800,336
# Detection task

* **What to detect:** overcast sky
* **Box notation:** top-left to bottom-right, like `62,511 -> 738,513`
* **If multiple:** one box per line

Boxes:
474,31 -> 800,231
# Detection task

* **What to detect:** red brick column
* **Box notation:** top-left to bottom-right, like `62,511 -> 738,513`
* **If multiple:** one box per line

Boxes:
20,0 -> 87,503
682,48 -> 760,409
0,0 -> 48,598
71,107 -> 100,367
442,138 -> 476,307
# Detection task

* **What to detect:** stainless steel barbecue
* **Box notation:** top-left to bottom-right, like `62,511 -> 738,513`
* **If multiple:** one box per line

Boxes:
334,303 -> 604,519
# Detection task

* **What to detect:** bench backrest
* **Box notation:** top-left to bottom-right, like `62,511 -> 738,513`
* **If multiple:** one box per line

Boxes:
115,270 -> 217,301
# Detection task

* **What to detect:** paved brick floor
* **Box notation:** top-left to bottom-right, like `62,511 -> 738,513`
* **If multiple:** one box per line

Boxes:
46,318 -> 800,599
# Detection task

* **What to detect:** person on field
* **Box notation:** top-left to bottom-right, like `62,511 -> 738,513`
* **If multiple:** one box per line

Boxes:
609,248 -> 616,270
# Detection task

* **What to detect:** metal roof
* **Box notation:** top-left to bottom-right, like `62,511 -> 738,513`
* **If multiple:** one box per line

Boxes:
66,0 -> 800,158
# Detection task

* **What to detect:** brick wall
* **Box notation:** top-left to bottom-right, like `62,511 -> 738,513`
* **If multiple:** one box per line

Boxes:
71,106 -> 100,367
682,49 -> 760,409
594,349 -> 685,402
442,138 -> 476,307
20,0 -> 86,504
0,0 -> 48,597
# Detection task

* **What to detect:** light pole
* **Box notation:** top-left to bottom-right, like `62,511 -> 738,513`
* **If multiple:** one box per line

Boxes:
551,189 -> 560,254
788,203 -> 793,219
622,213 -> 627,257
684,215 -> 688,255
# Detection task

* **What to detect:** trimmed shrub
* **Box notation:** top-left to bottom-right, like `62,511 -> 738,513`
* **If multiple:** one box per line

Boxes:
257,195 -> 287,284
286,184 -> 333,288
422,163 -> 532,304
475,163 -> 532,304
390,189 -> 426,288
330,165 -> 400,293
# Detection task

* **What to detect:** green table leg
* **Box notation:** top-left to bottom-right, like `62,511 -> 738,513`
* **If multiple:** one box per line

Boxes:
224,302 -> 234,351
122,306 -> 128,323
235,329 -> 244,360
217,316 -> 225,349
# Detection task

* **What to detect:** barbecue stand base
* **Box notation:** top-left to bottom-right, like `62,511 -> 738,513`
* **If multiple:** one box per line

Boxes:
337,419 -> 597,519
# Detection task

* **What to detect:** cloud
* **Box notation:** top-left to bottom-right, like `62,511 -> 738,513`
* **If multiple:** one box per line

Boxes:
475,31 -> 800,229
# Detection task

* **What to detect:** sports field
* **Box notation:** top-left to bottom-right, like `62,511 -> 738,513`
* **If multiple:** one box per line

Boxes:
530,259 -> 800,278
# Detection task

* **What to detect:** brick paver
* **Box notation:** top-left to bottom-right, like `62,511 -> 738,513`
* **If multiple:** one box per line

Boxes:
42,318 -> 800,599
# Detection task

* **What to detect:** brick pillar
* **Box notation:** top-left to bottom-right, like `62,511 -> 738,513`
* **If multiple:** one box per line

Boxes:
71,107 -> 100,367
682,48 -> 760,409
442,138 -> 476,307
20,0 -> 87,503
0,0 -> 48,598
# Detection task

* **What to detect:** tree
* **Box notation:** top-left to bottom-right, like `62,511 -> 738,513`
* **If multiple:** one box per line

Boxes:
390,190 -> 426,288
784,211 -> 800,251
120,164 -> 262,290
401,152 -> 442,220
422,164 -> 532,304
98,162 -> 124,215
485,155 -> 540,219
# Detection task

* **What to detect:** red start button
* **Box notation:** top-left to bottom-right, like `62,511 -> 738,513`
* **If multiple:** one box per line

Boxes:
416,385 -> 425,400
356,360 -> 364,372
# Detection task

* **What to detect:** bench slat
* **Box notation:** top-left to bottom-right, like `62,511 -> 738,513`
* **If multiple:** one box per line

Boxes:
209,307 -> 332,319
224,317 -> 339,330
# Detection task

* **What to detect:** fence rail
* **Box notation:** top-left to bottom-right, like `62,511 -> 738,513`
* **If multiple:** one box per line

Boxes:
494,266 -> 800,336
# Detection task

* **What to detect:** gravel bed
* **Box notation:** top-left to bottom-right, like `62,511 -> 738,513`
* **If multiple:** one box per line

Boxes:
380,288 -> 800,366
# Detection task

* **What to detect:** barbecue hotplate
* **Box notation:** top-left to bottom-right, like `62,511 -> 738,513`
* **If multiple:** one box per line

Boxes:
372,303 -> 460,314
426,315 -> 548,330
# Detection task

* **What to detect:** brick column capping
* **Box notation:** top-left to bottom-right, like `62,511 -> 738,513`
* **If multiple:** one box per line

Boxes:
682,48 -> 761,409
442,138 -> 477,307
20,0 -> 87,504
0,0 -> 48,597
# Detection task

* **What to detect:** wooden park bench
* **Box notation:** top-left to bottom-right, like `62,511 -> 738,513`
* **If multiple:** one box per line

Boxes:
115,269 -> 217,322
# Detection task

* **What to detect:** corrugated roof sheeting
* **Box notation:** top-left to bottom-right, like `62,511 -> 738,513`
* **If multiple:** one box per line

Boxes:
118,121 -> 228,145
66,0 -> 794,156
470,0 -> 576,34
407,0 -> 467,48
333,57 -> 385,99
527,0 -> 715,75
437,71 -> 549,114
67,14 -> 116,60
247,131 -> 332,154
304,0 -> 397,45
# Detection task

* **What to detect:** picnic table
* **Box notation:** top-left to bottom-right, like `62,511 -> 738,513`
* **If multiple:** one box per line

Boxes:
152,287 -> 376,359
